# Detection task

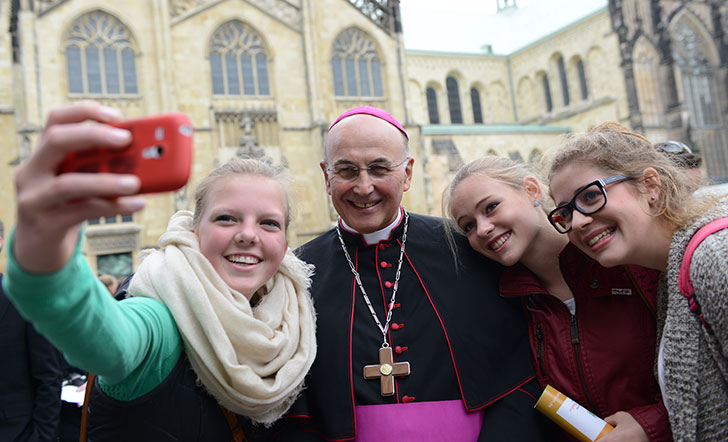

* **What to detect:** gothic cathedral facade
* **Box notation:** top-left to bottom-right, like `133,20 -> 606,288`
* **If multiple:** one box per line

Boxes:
0,0 -> 726,276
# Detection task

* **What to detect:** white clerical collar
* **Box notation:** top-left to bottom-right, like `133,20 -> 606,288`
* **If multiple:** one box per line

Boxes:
340,208 -> 403,246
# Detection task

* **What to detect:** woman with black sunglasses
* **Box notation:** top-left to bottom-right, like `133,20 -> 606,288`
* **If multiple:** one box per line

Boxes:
549,122 -> 728,441
443,155 -> 671,442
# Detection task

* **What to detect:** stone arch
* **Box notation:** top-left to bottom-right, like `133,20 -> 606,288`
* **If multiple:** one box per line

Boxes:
549,52 -> 569,107
487,80 -> 509,123
535,70 -> 552,113
669,9 -> 727,181
632,36 -> 664,128
469,81 -> 486,124
444,71 -> 465,124
516,76 -> 536,121
425,81 -> 444,124
568,55 -> 589,102
586,46 -> 609,98
408,79 -> 426,124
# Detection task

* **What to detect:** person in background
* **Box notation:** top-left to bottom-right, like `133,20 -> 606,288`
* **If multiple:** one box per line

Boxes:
0,218 -> 64,442
3,102 -> 317,441
443,155 -> 671,441
98,274 -> 119,297
98,274 -> 124,301
548,122 -> 728,440
655,140 -> 703,191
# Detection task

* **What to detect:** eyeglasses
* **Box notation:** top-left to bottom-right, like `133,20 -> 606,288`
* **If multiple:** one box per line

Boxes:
548,174 -> 629,234
326,157 -> 410,181
656,140 -> 692,155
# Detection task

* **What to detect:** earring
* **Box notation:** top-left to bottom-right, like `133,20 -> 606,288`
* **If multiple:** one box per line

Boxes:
533,201 -> 540,207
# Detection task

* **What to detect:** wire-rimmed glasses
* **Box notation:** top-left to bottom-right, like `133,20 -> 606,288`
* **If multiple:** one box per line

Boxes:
326,157 -> 410,181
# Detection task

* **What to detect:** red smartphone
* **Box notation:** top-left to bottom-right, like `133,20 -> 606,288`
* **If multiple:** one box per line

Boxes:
57,113 -> 194,194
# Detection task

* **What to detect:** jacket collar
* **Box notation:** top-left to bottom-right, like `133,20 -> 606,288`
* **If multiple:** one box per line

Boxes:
499,242 -> 616,299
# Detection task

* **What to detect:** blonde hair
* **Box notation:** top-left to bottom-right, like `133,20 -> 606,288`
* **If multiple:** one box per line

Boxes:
191,158 -> 294,231
442,155 -> 549,252
547,122 -> 699,228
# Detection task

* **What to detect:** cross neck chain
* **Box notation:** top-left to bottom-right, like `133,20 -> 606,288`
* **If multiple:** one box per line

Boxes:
335,212 -> 409,348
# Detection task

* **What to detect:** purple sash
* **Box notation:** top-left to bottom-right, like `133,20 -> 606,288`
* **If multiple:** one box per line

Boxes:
354,399 -> 484,441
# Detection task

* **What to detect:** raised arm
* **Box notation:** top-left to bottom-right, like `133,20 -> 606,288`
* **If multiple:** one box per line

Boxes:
4,102 -> 180,398
13,101 -> 144,274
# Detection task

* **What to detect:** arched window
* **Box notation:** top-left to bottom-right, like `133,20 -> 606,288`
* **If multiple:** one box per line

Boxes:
576,59 -> 588,100
541,74 -> 553,112
557,56 -> 569,106
331,28 -> 383,98
470,87 -> 483,123
65,11 -> 138,95
446,76 -> 462,124
672,16 -> 727,181
210,21 -> 270,96
633,38 -> 664,127
426,87 -> 439,124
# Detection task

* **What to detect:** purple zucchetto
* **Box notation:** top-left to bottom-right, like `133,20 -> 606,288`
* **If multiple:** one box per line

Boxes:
329,106 -> 408,140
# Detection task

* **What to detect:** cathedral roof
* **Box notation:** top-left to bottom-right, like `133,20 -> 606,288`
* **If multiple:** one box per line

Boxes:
400,0 -> 608,55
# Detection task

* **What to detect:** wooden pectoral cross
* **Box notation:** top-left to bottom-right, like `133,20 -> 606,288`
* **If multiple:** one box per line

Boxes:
363,346 -> 410,396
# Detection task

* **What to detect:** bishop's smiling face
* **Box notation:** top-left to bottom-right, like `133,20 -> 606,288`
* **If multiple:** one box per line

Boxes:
321,114 -> 413,234
194,175 -> 288,299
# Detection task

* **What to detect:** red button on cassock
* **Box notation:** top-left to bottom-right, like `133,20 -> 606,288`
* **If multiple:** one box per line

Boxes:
391,323 -> 404,330
380,261 -> 391,268
385,281 -> 393,288
394,345 -> 408,354
402,395 -> 415,403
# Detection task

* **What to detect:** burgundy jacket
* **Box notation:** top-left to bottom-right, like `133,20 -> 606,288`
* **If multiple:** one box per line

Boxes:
500,243 -> 672,442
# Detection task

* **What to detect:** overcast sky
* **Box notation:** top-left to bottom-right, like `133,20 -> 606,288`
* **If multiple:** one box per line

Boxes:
399,0 -> 539,16
398,0 -> 608,54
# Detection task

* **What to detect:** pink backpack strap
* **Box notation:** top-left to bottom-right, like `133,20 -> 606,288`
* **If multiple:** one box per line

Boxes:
678,217 -> 728,330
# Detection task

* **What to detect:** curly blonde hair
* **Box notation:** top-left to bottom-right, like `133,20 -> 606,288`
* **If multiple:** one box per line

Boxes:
441,155 -> 550,254
547,122 -> 699,228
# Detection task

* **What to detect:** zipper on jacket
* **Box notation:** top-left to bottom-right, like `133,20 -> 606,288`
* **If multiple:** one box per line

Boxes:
570,315 -> 598,413
536,322 -> 545,375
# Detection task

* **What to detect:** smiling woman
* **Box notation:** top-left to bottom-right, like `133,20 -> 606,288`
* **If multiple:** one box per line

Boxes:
3,101 -> 317,442
546,121 -> 728,440
191,166 -> 290,299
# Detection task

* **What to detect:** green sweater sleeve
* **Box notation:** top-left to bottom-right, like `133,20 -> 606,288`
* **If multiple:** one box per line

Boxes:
2,228 -> 182,401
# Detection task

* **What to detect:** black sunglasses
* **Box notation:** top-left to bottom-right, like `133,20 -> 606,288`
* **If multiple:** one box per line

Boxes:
548,174 -> 629,234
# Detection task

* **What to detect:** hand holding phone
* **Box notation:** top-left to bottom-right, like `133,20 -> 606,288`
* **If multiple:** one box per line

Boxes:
57,113 -> 194,194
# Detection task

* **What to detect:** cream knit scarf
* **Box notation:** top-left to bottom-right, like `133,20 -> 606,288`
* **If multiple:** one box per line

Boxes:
128,211 -> 317,425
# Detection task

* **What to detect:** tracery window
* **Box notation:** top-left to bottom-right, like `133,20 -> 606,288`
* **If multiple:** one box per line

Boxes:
65,11 -> 138,95
210,21 -> 270,96
426,87 -> 440,124
672,17 -> 727,181
331,28 -> 383,98
471,87 -> 483,124
446,76 -> 462,124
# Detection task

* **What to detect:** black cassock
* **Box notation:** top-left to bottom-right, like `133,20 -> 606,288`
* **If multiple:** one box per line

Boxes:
279,212 -> 553,441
